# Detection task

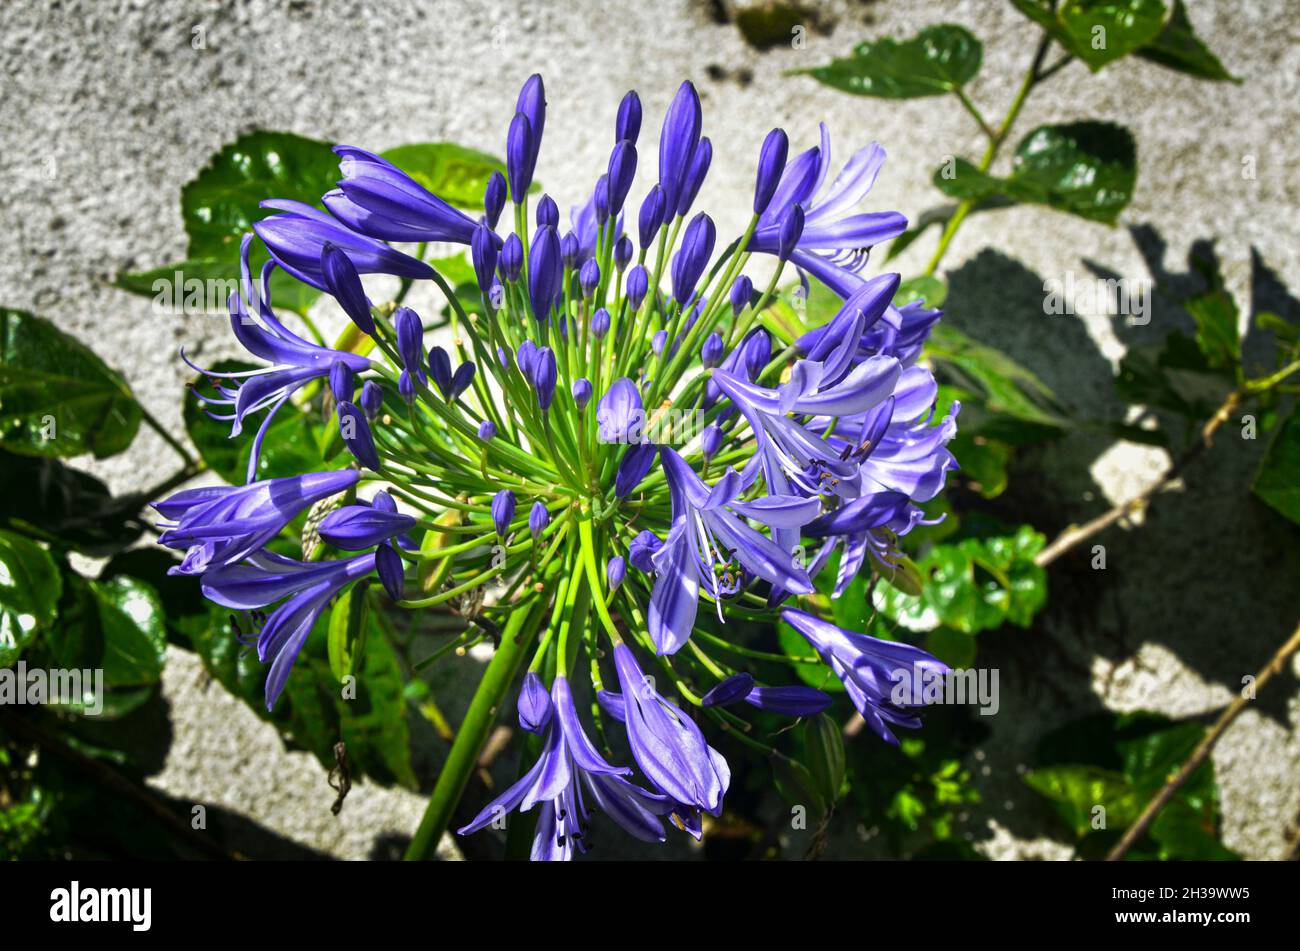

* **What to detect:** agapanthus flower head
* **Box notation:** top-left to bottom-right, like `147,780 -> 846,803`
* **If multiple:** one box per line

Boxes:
160,74 -> 958,861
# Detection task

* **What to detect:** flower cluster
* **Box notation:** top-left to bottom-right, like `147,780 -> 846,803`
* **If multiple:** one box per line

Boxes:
157,75 -> 959,859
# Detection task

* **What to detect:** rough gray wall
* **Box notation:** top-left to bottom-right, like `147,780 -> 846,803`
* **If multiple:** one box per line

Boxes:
3,0 -> 1297,859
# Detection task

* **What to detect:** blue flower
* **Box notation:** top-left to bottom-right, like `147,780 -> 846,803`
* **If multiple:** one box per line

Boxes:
188,236 -> 371,482
648,447 -> 817,654
323,146 -> 479,245
781,609 -> 949,745
253,201 -> 432,290
459,674 -> 671,860
155,469 -> 359,576
747,125 -> 908,298
202,550 -> 378,709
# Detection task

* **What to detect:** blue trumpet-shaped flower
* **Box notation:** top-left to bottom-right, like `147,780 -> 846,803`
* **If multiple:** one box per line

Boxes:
459,674 -> 671,860
154,470 -> 359,576
202,550 -> 378,709
747,125 -> 908,298
253,201 -> 432,290
781,609 -> 949,745
648,447 -> 817,654
324,146 -> 478,245
188,236 -> 371,483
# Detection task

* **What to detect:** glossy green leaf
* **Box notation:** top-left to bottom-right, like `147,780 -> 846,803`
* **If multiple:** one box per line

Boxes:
1012,0 -> 1168,71
0,530 -> 62,667
935,123 -> 1137,224
181,130 -> 340,262
874,525 -> 1048,635
795,24 -> 982,98
0,308 -> 142,459
381,143 -> 520,208
92,576 -> 168,687
1136,0 -> 1238,81
1252,404 -> 1300,526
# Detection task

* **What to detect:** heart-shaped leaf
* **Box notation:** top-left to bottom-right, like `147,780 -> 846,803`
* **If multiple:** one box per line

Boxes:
935,123 -> 1137,225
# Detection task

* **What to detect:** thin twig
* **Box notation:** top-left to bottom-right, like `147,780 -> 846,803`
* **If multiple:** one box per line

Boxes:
1105,620 -> 1300,861
1035,391 -> 1242,567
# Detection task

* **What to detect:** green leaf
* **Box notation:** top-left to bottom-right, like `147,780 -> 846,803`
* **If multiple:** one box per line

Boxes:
924,627 -> 978,668
285,609 -> 416,788
0,450 -> 144,557
0,531 -> 62,667
794,24 -> 983,98
772,755 -> 826,821
327,581 -> 371,682
1136,0 -> 1239,82
935,123 -> 1137,225
1024,765 -> 1139,837
1252,404 -> 1300,526
90,576 -> 168,687
874,525 -> 1048,635
33,571 -> 166,716
381,143 -> 520,208
181,130 -> 340,262
1011,0 -> 1168,72
1185,289 -> 1240,370
114,259 -> 320,319
804,714 -> 847,807
895,274 -> 948,309
925,324 -> 1072,433
949,432 -> 1011,498
0,308 -> 142,459
1116,331 -> 1233,418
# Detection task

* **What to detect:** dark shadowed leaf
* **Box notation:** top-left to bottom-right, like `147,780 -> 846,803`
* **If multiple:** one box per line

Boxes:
0,308 -> 142,459
1252,404 -> 1300,526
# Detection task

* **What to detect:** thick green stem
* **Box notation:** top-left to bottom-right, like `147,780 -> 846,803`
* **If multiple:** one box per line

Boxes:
404,591 -> 550,860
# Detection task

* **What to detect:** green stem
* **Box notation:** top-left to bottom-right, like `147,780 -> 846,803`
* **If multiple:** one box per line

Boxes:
404,590 -> 551,861
924,32 -> 1053,277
